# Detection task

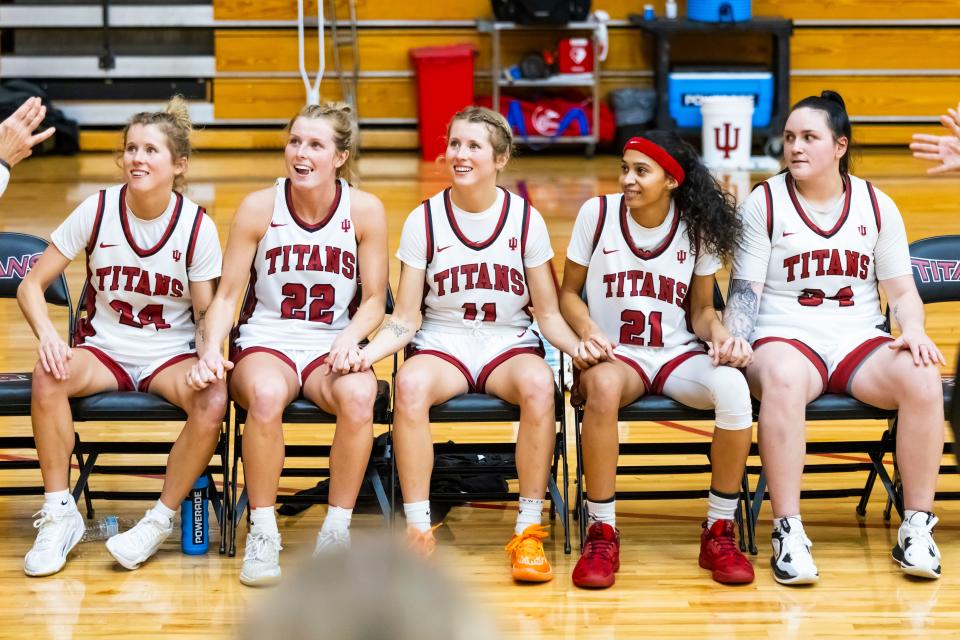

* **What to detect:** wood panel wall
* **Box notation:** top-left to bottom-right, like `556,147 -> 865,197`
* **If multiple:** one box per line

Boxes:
206,1 -> 960,148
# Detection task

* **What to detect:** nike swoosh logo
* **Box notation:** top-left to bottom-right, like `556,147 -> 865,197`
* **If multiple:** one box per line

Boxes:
60,500 -> 68,506
436,245 -> 452,253
99,242 -> 118,248
270,222 -> 287,228
602,248 -> 618,255
783,232 -> 797,237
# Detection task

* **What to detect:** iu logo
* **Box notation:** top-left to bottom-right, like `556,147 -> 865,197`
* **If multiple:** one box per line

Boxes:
676,249 -> 687,264
507,237 -> 518,251
172,249 -> 182,262
341,219 -> 351,233
714,123 -> 740,160
858,225 -> 867,236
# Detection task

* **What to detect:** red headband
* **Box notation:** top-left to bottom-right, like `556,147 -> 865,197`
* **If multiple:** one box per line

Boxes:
623,137 -> 685,186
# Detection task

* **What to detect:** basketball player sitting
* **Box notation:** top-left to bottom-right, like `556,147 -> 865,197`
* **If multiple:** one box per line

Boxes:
356,106 -> 595,583
18,97 -> 226,576
189,103 -> 388,586
560,133 -> 756,588
725,91 -> 946,584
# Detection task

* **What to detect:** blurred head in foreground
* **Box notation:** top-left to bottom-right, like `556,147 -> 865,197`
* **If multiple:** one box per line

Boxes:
240,535 -> 500,640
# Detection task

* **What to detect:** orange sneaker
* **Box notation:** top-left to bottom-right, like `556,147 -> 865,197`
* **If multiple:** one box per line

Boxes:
504,524 -> 553,583
406,524 -> 441,557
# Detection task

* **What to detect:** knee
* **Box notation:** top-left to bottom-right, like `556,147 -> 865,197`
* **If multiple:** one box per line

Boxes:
245,383 -> 289,424
516,368 -> 555,417
393,369 -> 432,416
336,378 -> 376,426
710,368 -> 753,429
580,367 -> 623,411
756,363 -> 810,405
188,383 -> 228,432
32,361 -> 64,396
895,366 -> 943,408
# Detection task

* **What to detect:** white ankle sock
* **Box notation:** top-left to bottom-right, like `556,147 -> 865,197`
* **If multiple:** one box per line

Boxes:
774,514 -> 802,532
706,489 -> 739,527
403,501 -> 432,532
586,497 -> 616,527
321,505 -> 353,534
147,500 -> 176,526
43,489 -> 75,512
250,506 -> 279,535
515,496 -> 544,535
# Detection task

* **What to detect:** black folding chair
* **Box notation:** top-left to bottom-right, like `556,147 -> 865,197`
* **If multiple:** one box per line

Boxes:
750,234 -> 959,527
67,275 -> 230,553
0,232 -> 90,508
227,290 -> 396,557
571,281 -> 756,553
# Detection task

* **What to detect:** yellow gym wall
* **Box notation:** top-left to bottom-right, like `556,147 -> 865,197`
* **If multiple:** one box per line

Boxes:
204,1 -> 960,147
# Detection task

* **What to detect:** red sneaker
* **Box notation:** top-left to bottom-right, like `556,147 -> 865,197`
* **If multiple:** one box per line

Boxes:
572,522 -> 620,589
699,519 -> 755,584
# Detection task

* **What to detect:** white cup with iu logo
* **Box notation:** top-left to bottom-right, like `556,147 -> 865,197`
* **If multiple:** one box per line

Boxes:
700,95 -> 754,170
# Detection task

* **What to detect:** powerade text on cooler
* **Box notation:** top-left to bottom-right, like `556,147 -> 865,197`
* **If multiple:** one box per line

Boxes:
181,475 -> 209,554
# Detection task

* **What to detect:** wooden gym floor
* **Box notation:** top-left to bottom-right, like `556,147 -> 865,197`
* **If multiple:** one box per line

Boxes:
0,149 -> 957,639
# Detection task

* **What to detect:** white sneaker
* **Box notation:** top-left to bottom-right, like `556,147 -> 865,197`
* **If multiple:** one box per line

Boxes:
24,506 -> 85,577
240,529 -> 282,586
105,512 -> 173,570
770,517 -> 819,585
893,511 -> 941,579
313,527 -> 350,557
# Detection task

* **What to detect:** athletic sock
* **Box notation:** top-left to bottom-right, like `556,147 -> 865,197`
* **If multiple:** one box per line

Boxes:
585,495 -> 616,527
250,506 -> 279,535
706,488 -> 740,527
515,496 -> 544,536
321,505 -> 353,534
403,501 -> 432,533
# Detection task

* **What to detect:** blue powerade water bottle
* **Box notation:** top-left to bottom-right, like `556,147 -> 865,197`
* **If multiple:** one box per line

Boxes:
181,475 -> 209,554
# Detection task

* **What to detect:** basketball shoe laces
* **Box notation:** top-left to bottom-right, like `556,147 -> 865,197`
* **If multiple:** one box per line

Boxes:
122,514 -> 170,549
903,513 -> 940,556
708,521 -> 743,566
581,529 -> 617,564
31,509 -> 66,550
245,530 -> 282,562
504,524 -> 549,562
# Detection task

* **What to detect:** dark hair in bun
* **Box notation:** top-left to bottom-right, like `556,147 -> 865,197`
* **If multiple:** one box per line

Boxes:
787,90 -> 853,175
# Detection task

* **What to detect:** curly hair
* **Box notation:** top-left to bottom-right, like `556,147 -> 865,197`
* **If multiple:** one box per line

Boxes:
634,130 -> 741,263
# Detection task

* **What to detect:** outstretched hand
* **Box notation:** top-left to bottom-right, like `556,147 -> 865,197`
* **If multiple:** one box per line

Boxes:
910,102 -> 960,175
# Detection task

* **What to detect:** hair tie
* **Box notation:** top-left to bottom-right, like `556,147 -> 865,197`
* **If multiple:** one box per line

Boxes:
623,137 -> 685,186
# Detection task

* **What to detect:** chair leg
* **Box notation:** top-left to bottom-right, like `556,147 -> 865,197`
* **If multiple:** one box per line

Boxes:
573,407 -> 586,552
72,450 -> 98,518
368,464 -> 391,525
751,470 -> 766,530
72,434 -> 95,519
229,418 -> 242,557
741,471 -> 757,555
559,407 -> 571,555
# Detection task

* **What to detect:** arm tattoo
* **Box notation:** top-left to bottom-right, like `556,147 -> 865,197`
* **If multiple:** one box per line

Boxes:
724,279 -> 760,340
195,310 -> 207,346
385,319 -> 409,338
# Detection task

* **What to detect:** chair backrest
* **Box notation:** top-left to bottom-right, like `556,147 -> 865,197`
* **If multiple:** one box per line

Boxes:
908,235 -> 960,304
0,232 -> 71,309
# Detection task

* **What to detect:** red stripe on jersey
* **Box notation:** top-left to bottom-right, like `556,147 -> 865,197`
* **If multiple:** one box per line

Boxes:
786,172 -> 852,239
826,335 -> 892,394
651,349 -> 704,395
761,182 -> 774,240
185,207 -> 204,268
229,267 -> 259,359
443,186 -> 510,250
285,178 -> 342,232
520,198 -> 531,256
591,195 -> 607,254
85,190 -> 107,253
119,186 -> 184,257
613,353 -> 652,393
475,345 -> 545,393
619,196 -> 681,260
423,198 -> 435,266
138,352 -> 197,393
406,348 -> 476,390
74,345 -> 135,391
866,181 -> 882,233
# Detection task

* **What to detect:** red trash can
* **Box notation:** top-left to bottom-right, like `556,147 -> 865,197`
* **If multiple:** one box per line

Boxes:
410,44 -> 476,161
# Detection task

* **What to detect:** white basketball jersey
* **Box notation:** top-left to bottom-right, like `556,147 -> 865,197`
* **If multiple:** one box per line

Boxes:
74,184 -> 206,358
234,178 -> 359,351
753,172 -> 886,340
584,194 -> 698,350
418,187 -> 533,331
